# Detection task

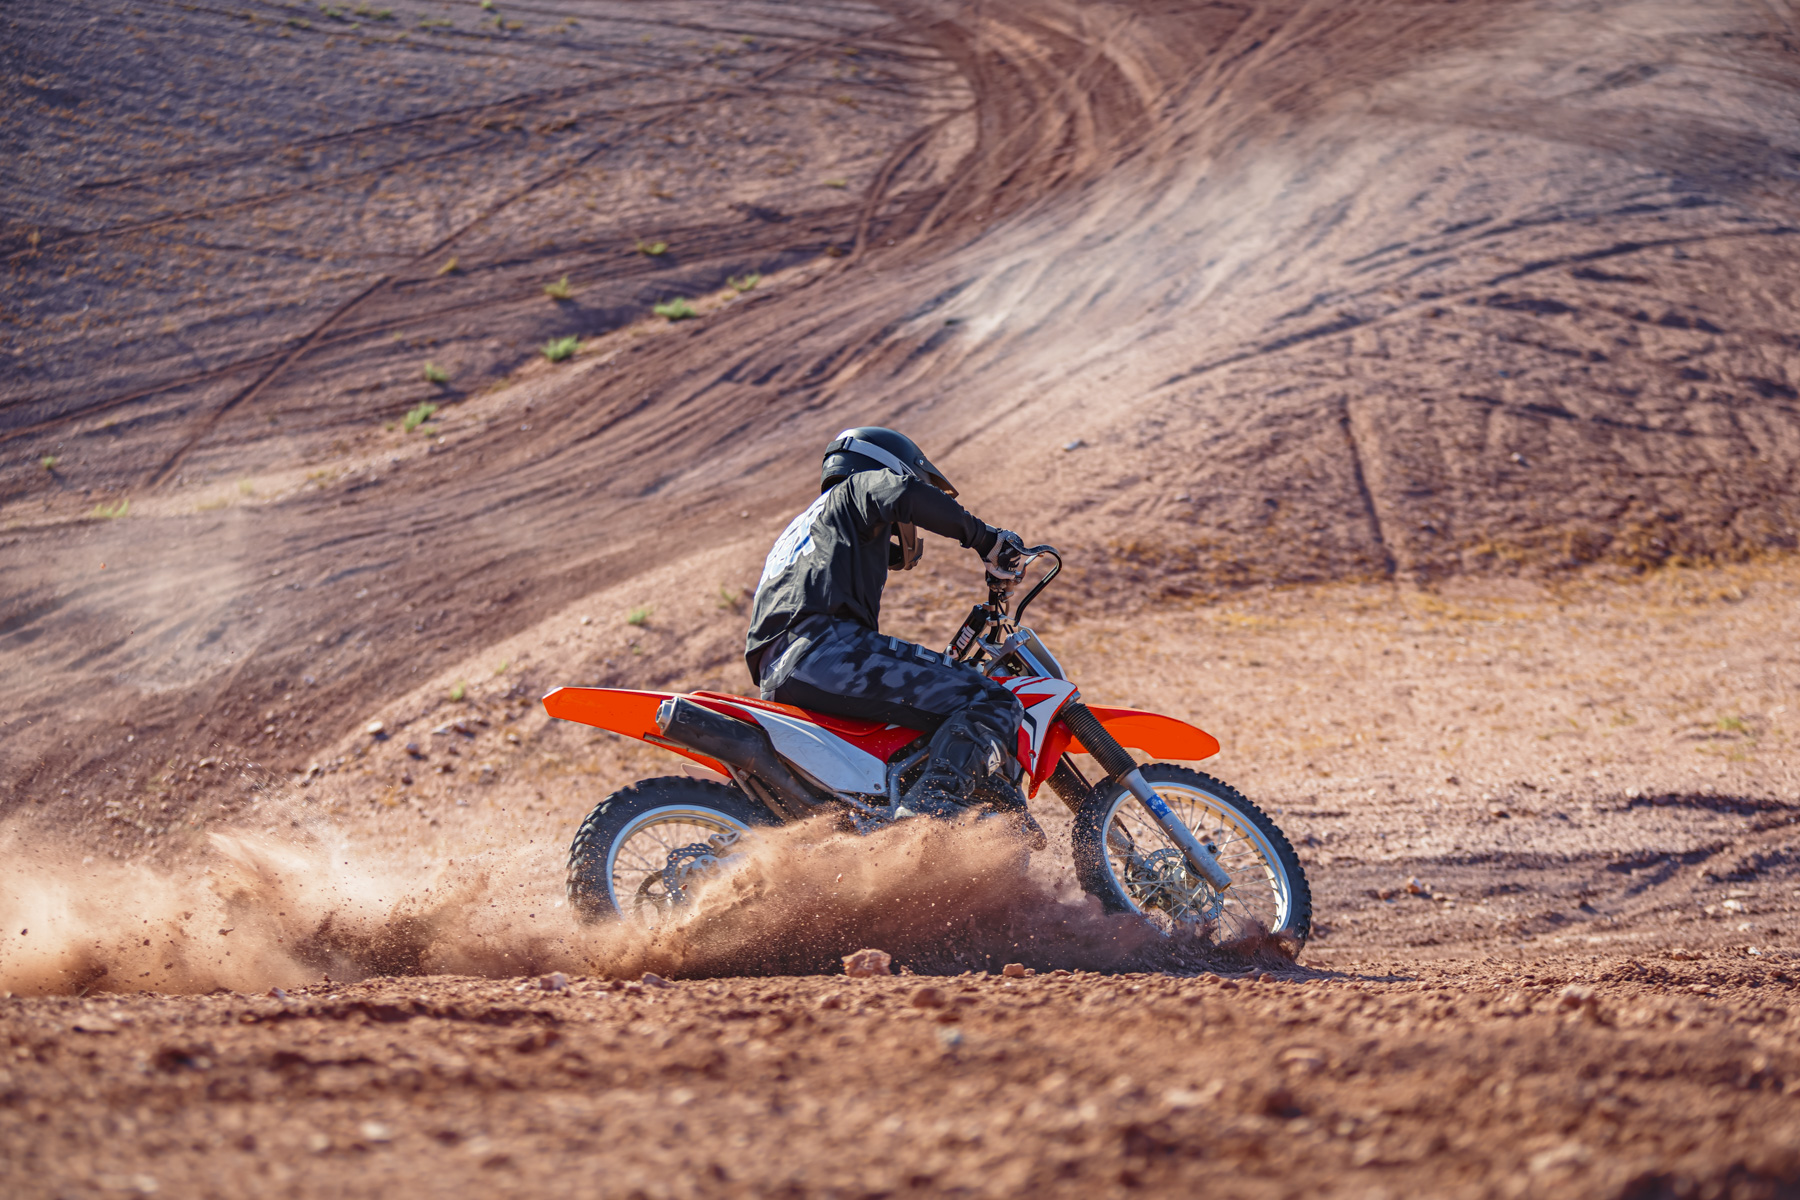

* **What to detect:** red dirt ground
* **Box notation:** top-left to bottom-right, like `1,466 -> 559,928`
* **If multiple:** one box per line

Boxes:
5,1 -> 1800,1197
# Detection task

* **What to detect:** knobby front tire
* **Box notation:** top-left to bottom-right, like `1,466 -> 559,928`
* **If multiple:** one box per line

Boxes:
1071,763 -> 1312,946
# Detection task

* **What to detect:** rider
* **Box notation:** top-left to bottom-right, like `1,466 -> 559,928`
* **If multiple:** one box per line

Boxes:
746,427 -> 1030,817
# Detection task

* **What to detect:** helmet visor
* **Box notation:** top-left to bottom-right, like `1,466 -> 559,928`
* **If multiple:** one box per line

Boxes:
833,435 -> 958,497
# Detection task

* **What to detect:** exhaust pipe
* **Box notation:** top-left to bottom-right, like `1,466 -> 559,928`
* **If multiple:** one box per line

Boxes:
655,697 -> 825,822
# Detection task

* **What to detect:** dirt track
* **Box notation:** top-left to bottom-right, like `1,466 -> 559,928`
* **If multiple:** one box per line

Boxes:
6,961 -> 1799,1200
5,1 -> 1800,1196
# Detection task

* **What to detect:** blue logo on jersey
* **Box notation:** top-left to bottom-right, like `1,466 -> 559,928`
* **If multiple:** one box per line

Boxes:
757,493 -> 831,588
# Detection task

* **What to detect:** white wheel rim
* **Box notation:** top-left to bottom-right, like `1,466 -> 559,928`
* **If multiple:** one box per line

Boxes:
1100,780 -> 1294,939
604,805 -> 752,924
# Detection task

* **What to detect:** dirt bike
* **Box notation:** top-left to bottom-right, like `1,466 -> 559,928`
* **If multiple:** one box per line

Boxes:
542,547 -> 1311,947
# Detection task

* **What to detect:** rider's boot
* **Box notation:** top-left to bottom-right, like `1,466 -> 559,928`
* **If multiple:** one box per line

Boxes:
894,756 -> 975,819
896,712 -> 999,819
896,712 -> 1033,830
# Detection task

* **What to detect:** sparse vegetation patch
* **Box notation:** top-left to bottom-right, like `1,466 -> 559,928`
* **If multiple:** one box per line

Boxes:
402,401 -> 439,432
544,275 -> 574,301
541,336 -> 579,362
653,298 -> 696,321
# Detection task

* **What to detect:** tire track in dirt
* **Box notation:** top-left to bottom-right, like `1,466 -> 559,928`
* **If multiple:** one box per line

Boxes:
133,17 -> 934,487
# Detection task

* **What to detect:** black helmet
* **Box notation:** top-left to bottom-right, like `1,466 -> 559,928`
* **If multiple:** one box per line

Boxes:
820,427 -> 954,572
820,427 -> 958,497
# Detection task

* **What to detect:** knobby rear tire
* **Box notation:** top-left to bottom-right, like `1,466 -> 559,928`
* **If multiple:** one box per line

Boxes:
566,776 -> 777,923
1071,763 -> 1312,946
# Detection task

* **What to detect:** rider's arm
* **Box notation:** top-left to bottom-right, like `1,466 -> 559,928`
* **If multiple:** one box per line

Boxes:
853,471 -> 999,555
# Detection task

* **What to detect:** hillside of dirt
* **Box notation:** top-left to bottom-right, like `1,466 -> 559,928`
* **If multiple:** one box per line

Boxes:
4,1 -> 1800,1197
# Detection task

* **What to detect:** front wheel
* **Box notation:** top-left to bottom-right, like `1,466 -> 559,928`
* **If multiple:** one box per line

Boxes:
1072,764 -> 1311,946
566,776 -> 778,924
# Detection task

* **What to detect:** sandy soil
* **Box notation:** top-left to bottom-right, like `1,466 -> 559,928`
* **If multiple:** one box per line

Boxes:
5,1 -> 1800,1197
5,963 -> 1799,1200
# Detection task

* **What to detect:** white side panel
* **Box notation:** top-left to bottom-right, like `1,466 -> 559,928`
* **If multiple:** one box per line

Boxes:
751,710 -> 888,794
1000,676 -> 1080,771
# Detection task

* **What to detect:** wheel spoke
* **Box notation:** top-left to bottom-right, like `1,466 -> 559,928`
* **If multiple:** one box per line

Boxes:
598,807 -> 752,925
1103,777 -> 1295,938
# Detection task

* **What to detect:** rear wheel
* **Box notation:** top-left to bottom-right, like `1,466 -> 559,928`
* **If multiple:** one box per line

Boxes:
566,776 -> 777,924
1072,764 -> 1311,945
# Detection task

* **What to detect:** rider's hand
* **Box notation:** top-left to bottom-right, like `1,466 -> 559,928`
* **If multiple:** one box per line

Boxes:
983,529 -> 1028,584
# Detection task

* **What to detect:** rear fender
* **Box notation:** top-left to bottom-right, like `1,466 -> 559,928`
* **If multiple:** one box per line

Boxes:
541,686 -> 733,776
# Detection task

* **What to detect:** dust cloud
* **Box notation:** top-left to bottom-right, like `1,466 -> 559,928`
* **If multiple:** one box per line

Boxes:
0,815 -> 1280,997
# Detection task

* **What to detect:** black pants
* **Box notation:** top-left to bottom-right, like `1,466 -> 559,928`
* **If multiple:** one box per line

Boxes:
761,617 -> 1024,795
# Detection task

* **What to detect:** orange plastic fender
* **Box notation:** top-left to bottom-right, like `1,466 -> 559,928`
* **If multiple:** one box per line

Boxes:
541,686 -> 731,775
1076,705 -> 1220,761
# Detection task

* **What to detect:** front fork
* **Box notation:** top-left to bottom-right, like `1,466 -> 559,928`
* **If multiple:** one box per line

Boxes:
1118,767 -> 1233,890
1053,706 -> 1234,892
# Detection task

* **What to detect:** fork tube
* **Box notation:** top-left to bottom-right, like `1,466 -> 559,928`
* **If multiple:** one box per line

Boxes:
1118,767 -> 1233,890
1059,702 -> 1232,890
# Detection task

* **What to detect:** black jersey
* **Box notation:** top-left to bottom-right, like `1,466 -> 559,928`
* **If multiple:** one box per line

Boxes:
745,470 -> 995,683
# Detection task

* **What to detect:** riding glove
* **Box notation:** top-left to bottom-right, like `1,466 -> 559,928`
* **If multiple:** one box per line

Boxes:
983,528 -> 1028,582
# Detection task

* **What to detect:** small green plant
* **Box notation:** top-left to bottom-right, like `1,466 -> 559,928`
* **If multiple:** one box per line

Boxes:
626,605 -> 652,626
437,256 -> 460,275
40,455 -> 58,471
287,16 -> 311,27
543,275 -> 574,301
653,298 -> 696,321
238,478 -> 255,496
541,335 -> 579,362
728,273 -> 760,293
493,660 -> 509,676
352,4 -> 394,18
449,680 -> 467,702
635,240 -> 669,257
89,498 -> 129,520
418,15 -> 452,28
716,585 -> 741,610
823,177 -> 848,188
422,362 -> 449,385
479,0 -> 493,7
402,401 -> 439,432
1716,715 -> 1748,733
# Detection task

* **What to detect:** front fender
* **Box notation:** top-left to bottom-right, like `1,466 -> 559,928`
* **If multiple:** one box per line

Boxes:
1075,705 -> 1220,761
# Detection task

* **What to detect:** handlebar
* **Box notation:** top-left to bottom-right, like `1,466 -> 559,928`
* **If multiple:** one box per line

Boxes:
1009,544 -> 1061,626
951,545 -> 1062,667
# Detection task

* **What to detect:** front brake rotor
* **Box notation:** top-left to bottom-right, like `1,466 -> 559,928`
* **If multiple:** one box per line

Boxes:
1125,847 -> 1225,924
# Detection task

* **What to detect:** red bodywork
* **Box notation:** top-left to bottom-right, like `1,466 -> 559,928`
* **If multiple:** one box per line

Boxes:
541,686 -> 1219,798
